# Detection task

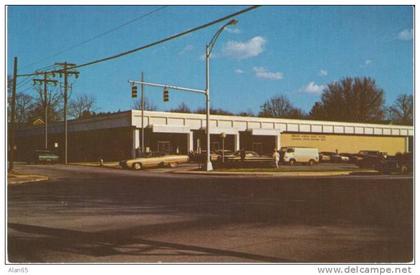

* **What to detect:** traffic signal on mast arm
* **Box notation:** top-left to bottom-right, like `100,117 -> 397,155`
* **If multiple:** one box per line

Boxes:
163,87 -> 169,102
131,85 -> 138,98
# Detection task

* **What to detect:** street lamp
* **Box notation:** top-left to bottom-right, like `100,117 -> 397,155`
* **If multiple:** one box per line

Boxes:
205,19 -> 238,171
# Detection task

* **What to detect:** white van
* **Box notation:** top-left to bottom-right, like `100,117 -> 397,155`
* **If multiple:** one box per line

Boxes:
282,147 -> 319,166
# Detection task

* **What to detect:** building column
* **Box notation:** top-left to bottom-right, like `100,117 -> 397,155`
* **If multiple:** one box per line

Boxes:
132,128 -> 140,158
234,133 -> 240,152
275,133 -> 281,150
405,136 -> 410,153
187,131 -> 194,153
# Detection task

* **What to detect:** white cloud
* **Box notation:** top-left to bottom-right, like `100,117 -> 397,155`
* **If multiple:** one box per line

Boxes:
398,29 -> 413,41
179,44 -> 194,55
234,68 -> 244,74
226,27 -> 241,34
301,81 -> 325,94
360,59 -> 372,68
223,36 -> 266,59
319,69 -> 328,76
253,67 -> 283,80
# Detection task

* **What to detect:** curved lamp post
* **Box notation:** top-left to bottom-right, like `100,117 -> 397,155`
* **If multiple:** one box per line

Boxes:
205,19 -> 238,171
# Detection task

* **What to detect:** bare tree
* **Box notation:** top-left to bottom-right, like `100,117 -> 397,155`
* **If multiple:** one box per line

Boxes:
259,95 -> 305,119
170,102 -> 192,113
309,77 -> 385,123
387,94 -> 413,125
132,96 -> 157,111
8,92 -> 35,124
195,107 -> 234,116
15,93 -> 35,124
237,108 -> 255,117
69,94 -> 97,119
28,85 -> 63,123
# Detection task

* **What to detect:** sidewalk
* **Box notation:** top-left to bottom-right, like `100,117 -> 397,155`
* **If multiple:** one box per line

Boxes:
8,171 -> 49,185
172,169 -> 357,177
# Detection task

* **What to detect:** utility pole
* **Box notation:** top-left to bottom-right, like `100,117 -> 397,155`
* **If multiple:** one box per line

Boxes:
141,72 -> 145,154
55,62 -> 79,164
33,72 -> 58,150
9,57 -> 18,172
129,19 -> 237,171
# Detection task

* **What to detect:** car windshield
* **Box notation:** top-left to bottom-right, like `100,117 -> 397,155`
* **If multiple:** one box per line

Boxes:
286,148 -> 294,153
36,150 -> 51,154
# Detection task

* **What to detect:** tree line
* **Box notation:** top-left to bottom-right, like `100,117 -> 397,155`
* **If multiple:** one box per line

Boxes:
164,77 -> 413,126
8,76 -> 413,127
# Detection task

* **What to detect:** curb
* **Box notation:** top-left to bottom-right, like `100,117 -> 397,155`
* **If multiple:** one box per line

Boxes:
8,175 -> 49,185
172,170 -> 355,177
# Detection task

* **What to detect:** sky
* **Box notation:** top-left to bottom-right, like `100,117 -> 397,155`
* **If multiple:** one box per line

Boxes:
7,5 -> 414,115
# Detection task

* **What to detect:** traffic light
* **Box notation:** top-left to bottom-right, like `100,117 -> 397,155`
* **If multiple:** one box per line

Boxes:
163,87 -> 169,102
131,85 -> 138,98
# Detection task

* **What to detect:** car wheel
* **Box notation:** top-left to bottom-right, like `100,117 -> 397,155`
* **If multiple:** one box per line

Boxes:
289,159 -> 296,166
169,162 -> 178,168
133,162 -> 142,170
308,159 -> 315,166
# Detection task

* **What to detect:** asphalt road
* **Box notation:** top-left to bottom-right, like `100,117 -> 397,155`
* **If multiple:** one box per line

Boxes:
7,164 -> 413,263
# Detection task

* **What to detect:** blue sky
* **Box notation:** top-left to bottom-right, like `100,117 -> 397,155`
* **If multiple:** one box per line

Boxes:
7,5 -> 414,114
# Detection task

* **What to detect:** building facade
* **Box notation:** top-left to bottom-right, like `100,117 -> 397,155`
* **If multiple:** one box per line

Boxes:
14,110 -> 414,162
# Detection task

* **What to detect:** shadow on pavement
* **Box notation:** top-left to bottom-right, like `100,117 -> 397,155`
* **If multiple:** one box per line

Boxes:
8,222 -> 290,263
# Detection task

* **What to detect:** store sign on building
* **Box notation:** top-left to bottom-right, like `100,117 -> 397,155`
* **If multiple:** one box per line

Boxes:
291,134 -> 327,141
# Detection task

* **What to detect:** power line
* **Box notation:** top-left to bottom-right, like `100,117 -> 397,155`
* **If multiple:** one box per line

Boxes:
15,64 -> 57,88
20,6 -> 168,71
16,77 -> 32,88
17,5 -> 260,77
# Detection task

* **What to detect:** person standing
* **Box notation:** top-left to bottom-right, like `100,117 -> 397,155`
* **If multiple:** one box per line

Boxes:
240,148 -> 246,162
272,149 -> 280,168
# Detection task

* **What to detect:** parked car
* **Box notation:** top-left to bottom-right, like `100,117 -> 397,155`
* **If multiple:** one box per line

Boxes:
356,150 -> 388,169
319,152 -> 350,162
319,152 -> 332,162
282,147 -> 319,166
119,153 -> 189,170
224,150 -> 271,162
196,150 -> 222,162
214,150 -> 235,162
378,152 -> 413,174
27,150 -> 59,164
340,153 -> 359,163
338,154 -> 350,162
